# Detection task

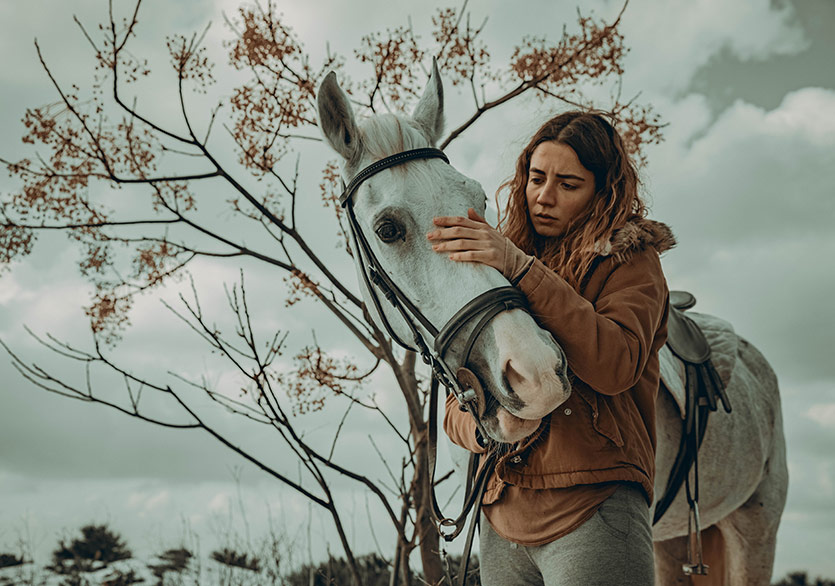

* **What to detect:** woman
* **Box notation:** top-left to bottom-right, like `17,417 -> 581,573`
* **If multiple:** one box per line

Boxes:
427,111 -> 675,585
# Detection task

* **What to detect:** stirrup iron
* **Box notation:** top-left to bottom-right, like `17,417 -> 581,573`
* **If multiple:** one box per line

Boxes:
682,501 -> 709,576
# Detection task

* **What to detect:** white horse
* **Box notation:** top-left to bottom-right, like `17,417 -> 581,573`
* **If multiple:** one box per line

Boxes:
316,65 -> 570,444
316,65 -> 787,585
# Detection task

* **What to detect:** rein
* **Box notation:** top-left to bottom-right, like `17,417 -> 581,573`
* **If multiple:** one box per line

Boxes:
340,148 -> 526,581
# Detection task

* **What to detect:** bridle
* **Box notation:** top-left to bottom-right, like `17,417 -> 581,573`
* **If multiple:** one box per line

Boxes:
339,147 -> 528,550
340,147 -> 527,428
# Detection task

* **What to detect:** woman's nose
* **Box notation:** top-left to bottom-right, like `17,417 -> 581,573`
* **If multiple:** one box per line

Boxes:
537,181 -> 557,205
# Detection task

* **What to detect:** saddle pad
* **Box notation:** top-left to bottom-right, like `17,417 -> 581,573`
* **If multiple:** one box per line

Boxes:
688,311 -> 738,387
658,311 -> 738,419
659,345 -> 687,419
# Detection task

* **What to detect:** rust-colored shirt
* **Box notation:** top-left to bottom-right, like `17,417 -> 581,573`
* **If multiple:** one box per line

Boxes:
484,482 -> 618,546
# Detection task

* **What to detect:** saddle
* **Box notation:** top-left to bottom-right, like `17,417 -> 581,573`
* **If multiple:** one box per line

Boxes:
655,291 -> 733,522
667,291 -> 708,361
653,290 -> 734,576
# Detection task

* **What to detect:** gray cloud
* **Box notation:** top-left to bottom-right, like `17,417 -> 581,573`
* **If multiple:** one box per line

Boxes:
650,88 -> 835,385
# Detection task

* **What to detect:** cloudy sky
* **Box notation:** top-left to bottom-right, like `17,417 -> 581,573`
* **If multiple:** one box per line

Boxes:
1,0 -> 834,580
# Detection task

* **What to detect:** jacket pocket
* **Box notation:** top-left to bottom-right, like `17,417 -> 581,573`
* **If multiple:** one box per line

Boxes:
576,386 -> 624,447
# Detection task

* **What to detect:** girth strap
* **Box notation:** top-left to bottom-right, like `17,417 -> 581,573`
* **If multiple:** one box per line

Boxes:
653,362 -> 711,525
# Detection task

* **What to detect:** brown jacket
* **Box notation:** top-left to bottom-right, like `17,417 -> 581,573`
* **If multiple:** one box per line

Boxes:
443,218 -> 675,505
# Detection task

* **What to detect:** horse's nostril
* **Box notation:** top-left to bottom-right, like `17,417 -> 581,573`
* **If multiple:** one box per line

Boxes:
503,360 -> 527,392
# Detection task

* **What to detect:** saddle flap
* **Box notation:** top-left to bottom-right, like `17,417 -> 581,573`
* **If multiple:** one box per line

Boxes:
658,311 -> 738,420
667,307 -> 712,364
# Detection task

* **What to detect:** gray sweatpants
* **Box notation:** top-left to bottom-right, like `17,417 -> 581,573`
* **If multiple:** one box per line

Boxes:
479,484 -> 655,586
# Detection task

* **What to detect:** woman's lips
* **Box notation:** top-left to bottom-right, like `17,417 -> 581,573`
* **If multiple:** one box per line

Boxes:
535,213 -> 559,222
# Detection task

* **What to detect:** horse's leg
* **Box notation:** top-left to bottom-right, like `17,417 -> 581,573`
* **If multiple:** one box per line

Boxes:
714,337 -> 789,586
694,526 -> 726,585
713,455 -> 787,586
654,536 -> 691,585
654,526 -> 724,586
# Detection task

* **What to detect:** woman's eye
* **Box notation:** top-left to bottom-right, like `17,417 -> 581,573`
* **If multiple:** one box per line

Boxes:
529,177 -> 543,185
375,221 -> 404,243
562,183 -> 577,191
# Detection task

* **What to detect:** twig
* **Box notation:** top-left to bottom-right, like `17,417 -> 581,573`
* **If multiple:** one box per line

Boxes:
328,400 -> 354,461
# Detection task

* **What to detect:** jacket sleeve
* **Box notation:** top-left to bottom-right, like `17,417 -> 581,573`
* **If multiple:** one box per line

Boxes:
443,392 -> 489,453
516,249 -> 668,396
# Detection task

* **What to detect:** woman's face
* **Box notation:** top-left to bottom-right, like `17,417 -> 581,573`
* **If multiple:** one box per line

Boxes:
525,141 -> 596,237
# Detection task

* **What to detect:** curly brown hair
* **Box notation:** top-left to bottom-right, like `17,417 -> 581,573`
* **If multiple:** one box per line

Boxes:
498,111 -> 646,290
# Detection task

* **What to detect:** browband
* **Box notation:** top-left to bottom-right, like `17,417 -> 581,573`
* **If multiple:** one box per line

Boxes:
340,148 -> 449,207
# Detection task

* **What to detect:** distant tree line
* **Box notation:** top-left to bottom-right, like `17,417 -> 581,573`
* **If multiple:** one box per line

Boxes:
0,521 -> 479,585
0,521 -> 831,585
773,573 -> 835,586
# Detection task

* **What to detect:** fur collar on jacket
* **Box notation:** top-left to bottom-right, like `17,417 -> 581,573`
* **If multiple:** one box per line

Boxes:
592,217 -> 676,264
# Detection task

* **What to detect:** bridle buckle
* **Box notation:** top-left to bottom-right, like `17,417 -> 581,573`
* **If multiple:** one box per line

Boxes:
458,388 -> 478,403
455,367 -> 486,418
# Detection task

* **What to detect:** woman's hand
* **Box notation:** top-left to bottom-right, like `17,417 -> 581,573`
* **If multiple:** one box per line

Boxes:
427,208 -> 532,281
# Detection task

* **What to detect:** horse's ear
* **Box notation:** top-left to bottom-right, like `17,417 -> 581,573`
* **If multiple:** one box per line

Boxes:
412,59 -> 444,145
317,71 -> 362,162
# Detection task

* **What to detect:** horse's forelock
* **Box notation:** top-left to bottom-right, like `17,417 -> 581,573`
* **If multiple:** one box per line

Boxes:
353,113 -> 475,210
358,114 -> 431,161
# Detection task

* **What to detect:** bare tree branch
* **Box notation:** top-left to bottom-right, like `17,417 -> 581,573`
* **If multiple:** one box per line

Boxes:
440,0 -> 630,149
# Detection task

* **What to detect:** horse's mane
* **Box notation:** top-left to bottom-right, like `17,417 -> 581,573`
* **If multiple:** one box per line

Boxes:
358,114 -> 431,160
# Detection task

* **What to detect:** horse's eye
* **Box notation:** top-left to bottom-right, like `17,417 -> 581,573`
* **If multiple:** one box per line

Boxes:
375,220 -> 404,243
